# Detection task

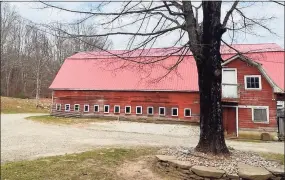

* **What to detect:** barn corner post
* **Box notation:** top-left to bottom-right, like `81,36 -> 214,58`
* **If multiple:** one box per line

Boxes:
193,1 -> 229,155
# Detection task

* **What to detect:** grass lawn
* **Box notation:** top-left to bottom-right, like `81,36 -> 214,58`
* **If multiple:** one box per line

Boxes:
26,115 -> 113,125
1,96 -> 50,114
259,152 -> 285,165
1,147 -> 158,180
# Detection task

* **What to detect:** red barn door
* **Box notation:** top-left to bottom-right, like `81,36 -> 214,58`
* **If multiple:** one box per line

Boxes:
223,107 -> 237,137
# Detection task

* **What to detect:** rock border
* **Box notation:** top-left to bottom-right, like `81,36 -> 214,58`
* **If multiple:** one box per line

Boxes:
155,155 -> 285,180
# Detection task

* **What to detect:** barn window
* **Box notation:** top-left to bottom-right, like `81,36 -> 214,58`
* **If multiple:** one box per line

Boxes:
56,104 -> 61,111
65,104 -> 70,112
125,106 -> 131,114
94,105 -> 99,112
159,107 -> 165,116
114,105 -> 120,113
252,107 -> 269,123
172,108 -> 178,116
184,108 -> 191,117
136,106 -> 142,114
104,105 -> 109,113
147,107 -> 153,115
244,75 -> 261,90
74,104 -> 80,111
84,105 -> 89,112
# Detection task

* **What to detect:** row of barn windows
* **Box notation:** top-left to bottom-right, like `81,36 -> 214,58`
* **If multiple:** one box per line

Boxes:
56,104 -> 192,117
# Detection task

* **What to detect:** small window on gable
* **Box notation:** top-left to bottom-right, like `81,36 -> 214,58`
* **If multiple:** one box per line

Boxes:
136,106 -> 142,114
245,75 -> 261,90
65,104 -> 70,112
252,107 -> 268,123
74,104 -> 80,111
184,108 -> 191,117
84,105 -> 89,112
114,105 -> 120,113
104,105 -> 109,113
94,105 -> 99,112
172,108 -> 178,116
56,104 -> 61,111
147,107 -> 153,115
125,106 -> 131,114
159,107 -> 165,116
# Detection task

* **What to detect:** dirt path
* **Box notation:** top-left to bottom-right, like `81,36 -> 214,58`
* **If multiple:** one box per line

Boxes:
117,156 -> 170,180
1,113 -> 284,163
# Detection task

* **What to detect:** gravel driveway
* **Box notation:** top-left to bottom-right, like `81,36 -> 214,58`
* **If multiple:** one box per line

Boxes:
1,114 -> 284,163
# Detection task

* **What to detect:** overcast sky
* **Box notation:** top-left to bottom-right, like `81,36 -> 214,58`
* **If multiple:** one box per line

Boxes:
9,1 -> 285,49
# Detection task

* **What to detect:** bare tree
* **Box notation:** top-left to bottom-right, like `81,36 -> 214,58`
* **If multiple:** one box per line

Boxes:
36,1 -> 282,154
1,2 -> 111,100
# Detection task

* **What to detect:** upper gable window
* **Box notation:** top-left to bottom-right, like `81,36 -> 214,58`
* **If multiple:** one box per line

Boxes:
244,75 -> 261,90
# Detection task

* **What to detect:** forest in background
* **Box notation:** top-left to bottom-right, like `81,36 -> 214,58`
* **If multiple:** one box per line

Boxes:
1,3 -> 111,99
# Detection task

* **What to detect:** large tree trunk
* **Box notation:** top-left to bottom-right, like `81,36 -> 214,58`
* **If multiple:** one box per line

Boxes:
194,1 -> 229,155
195,54 -> 229,155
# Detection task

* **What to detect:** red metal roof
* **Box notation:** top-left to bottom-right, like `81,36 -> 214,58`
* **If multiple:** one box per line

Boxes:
49,43 -> 284,92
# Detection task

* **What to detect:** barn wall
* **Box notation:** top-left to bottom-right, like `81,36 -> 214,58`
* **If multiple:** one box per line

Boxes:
224,58 -> 277,129
52,90 -> 200,122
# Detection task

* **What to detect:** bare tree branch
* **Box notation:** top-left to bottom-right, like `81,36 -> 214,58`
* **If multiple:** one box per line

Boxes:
163,1 -> 185,16
39,1 -> 172,16
222,1 -> 239,28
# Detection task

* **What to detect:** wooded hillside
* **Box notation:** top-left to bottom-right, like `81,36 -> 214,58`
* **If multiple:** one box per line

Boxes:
1,3 -> 111,99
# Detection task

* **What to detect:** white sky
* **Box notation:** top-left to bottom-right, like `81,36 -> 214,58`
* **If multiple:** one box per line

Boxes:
9,1 -> 285,49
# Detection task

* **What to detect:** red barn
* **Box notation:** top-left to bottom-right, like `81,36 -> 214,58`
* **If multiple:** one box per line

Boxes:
49,43 -> 285,139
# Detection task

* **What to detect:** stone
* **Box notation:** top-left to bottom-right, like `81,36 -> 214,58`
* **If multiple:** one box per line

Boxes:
168,159 -> 192,169
266,165 -> 285,176
227,173 -> 239,179
273,136 -> 279,141
191,165 -> 225,178
261,133 -> 271,141
180,169 -> 193,175
238,163 -> 273,180
155,155 -> 176,162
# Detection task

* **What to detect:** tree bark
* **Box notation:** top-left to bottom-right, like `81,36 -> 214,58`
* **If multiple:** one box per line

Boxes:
193,1 -> 229,155
195,54 -> 229,155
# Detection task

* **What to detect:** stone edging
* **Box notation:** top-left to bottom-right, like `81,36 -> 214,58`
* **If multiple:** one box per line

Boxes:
155,155 -> 285,180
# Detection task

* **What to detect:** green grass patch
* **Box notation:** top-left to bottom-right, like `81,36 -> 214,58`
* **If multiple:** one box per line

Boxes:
259,152 -> 285,165
1,96 -> 50,114
26,115 -> 113,125
1,147 -> 158,180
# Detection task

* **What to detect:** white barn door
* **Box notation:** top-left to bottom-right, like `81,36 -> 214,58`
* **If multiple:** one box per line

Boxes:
222,69 -> 238,98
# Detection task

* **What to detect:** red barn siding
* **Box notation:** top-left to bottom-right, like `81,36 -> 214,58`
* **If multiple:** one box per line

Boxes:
52,90 -> 200,122
224,58 -> 277,129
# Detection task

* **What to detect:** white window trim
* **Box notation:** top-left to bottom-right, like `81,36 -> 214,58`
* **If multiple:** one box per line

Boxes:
56,104 -> 61,111
84,104 -> 89,112
159,107 -> 166,116
114,105 -> 120,113
74,104 -> 80,112
104,105 -> 110,113
171,107 -> 179,117
222,68 -> 238,85
184,108 -> 192,117
125,106 -> 131,114
244,75 -> 262,90
136,106 -> 143,115
65,104 -> 70,112
94,105 -> 99,112
147,106 -> 154,115
251,106 -> 269,124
